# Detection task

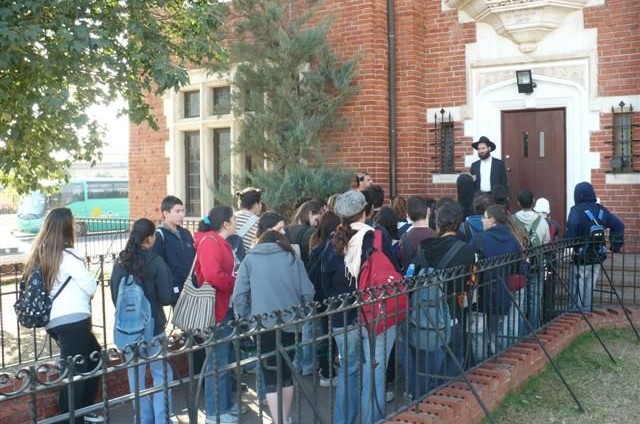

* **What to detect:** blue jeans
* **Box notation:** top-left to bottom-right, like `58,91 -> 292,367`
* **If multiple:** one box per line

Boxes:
297,319 -> 320,376
126,337 -> 173,424
526,270 -> 543,330
570,263 -> 600,311
406,344 -> 445,400
332,324 -> 361,424
361,326 -> 396,424
204,318 -> 233,418
504,288 -> 525,342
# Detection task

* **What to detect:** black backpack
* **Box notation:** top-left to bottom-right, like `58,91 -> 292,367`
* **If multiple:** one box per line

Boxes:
577,208 -> 607,264
14,266 -> 71,329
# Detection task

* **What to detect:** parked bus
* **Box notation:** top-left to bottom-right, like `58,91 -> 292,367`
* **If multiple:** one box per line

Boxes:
17,179 -> 129,235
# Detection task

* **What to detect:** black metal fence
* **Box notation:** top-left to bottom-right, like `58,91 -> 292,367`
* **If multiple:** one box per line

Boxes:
1,237 -> 639,423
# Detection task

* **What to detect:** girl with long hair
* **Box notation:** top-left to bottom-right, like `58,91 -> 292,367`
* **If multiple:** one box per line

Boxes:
286,200 -> 322,265
27,208 -> 103,423
232,230 -> 315,424
110,218 -> 174,423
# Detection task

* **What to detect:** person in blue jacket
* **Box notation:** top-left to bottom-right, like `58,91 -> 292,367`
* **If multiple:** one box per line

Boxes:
565,181 -> 624,311
469,204 -> 525,361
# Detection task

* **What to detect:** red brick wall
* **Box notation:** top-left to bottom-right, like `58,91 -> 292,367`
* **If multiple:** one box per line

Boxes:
584,0 -> 640,235
129,94 -> 169,219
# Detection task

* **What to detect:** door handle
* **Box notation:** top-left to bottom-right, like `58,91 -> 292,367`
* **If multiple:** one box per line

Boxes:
523,132 -> 529,158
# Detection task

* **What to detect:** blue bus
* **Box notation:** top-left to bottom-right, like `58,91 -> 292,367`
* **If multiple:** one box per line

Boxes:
17,179 -> 129,235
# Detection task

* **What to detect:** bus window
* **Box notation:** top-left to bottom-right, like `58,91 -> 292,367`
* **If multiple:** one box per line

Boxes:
87,182 -> 129,199
59,183 -> 85,205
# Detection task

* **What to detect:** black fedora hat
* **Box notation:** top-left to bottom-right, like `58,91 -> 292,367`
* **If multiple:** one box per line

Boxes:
471,136 -> 496,152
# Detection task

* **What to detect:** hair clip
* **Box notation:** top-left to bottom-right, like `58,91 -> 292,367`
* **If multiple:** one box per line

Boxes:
203,216 -> 211,225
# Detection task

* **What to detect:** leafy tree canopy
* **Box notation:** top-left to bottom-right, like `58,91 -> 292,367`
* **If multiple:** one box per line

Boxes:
0,0 -> 228,194
228,0 -> 358,171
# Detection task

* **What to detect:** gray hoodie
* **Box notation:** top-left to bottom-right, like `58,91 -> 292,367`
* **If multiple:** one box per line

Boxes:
232,243 -> 315,331
513,210 -> 550,245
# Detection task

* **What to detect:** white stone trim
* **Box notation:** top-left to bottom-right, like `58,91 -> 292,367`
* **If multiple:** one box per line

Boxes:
605,173 -> 640,185
432,174 -> 461,184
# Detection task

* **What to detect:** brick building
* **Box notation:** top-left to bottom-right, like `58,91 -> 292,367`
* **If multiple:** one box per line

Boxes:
130,0 -> 639,234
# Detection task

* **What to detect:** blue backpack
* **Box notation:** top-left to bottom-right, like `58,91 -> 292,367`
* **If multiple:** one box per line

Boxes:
406,241 -> 464,351
458,215 -> 483,240
114,274 -> 154,350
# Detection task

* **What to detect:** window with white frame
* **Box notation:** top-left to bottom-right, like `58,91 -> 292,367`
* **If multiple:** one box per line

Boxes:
184,90 -> 200,118
184,131 -> 201,216
212,86 -> 231,115
213,128 -> 232,196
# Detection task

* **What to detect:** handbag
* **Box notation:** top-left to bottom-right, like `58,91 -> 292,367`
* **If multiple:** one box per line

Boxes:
172,253 -> 216,332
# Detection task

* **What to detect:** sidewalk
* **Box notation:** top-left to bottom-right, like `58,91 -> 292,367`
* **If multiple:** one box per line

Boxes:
108,372 -> 337,424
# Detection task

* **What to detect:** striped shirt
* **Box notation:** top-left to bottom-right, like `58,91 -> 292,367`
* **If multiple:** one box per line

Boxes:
235,209 -> 259,252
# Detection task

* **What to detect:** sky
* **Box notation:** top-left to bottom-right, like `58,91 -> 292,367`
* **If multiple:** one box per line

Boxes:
87,100 -> 129,156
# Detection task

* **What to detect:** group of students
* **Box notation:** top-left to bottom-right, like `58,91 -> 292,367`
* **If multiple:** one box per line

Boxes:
27,174 -> 624,424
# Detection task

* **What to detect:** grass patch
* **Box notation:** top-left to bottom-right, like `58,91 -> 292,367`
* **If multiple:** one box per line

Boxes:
485,328 -> 640,424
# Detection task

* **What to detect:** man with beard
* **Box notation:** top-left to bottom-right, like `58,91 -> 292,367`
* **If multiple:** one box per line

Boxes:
470,136 -> 508,194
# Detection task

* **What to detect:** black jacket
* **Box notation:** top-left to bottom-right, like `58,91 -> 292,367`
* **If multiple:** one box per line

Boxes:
470,156 -> 508,193
151,225 -> 196,304
110,250 -> 174,336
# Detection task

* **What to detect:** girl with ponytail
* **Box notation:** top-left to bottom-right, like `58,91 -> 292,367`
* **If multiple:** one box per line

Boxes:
110,218 -> 174,423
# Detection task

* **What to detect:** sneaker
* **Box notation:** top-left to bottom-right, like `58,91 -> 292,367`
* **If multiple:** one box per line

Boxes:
205,413 -> 238,424
229,402 -> 249,415
385,390 -> 395,402
83,413 -> 105,423
318,374 -> 337,387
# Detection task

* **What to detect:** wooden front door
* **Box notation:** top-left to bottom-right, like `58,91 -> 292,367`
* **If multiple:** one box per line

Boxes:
501,108 -> 567,233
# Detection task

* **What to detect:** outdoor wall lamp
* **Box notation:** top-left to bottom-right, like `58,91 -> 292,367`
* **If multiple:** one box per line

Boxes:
516,70 -> 537,94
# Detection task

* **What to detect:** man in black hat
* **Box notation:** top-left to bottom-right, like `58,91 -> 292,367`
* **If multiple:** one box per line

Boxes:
470,136 -> 508,194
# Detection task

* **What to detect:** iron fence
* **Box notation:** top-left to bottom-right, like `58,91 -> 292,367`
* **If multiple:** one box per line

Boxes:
1,237 -> 639,424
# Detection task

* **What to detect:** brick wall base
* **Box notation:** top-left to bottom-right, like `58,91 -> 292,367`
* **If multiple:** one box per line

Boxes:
385,307 -> 640,424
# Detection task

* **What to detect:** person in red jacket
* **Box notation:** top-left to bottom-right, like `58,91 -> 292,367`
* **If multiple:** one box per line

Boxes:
193,205 -> 245,424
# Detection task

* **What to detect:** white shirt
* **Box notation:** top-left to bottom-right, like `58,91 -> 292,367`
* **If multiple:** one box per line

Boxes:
480,157 -> 492,193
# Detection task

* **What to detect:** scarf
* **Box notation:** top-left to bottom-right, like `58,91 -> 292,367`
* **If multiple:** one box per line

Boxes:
344,221 -> 375,285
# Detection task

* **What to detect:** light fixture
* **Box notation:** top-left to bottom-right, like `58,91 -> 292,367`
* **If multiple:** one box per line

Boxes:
516,70 -> 536,94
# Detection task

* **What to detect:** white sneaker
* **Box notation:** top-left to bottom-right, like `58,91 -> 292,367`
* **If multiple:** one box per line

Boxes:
385,390 -> 395,402
319,375 -> 337,387
83,413 -> 105,423
205,413 -> 238,424
229,402 -> 249,415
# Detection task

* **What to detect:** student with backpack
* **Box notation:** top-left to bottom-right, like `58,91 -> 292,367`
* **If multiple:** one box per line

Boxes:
458,193 -> 494,242
332,190 -> 406,424
405,202 -> 476,399
513,189 -> 550,329
25,208 -> 103,424
151,195 -> 196,305
534,197 -> 559,241
399,196 -> 436,271
565,182 -> 624,311
469,205 -> 524,361
110,218 -> 174,424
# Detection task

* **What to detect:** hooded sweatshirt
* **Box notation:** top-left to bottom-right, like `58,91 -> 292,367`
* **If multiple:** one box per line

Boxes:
194,230 -> 236,323
469,224 -> 522,315
513,210 -> 551,245
232,243 -> 315,331
565,182 -> 624,252
420,235 -> 477,298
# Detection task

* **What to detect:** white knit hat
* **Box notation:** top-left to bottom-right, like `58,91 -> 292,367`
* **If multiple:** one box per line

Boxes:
534,197 -> 551,214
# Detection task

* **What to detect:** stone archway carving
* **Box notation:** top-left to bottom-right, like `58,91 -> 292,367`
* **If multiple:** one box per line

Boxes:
445,0 -> 590,52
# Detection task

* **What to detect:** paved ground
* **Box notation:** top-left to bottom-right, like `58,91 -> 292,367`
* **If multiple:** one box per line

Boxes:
108,371 -> 344,424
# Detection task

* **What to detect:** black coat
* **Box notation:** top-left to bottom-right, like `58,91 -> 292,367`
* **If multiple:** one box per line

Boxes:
470,156 -> 508,193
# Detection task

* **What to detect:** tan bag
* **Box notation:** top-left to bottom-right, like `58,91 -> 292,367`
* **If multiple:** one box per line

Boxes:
172,253 -> 216,332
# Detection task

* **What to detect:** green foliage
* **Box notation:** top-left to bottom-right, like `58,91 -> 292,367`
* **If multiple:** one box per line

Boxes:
214,164 -> 353,218
0,0 -> 228,194
227,0 -> 358,170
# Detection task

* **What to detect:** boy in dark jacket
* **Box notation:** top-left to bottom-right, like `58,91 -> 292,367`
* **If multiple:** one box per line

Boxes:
565,182 -> 624,311
151,196 -> 196,305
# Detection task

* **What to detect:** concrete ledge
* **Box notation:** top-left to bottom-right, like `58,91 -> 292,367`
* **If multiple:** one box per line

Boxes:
386,307 -> 640,424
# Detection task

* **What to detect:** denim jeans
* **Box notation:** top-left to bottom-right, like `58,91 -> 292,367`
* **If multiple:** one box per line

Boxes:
204,317 -> 233,418
126,337 -> 173,424
570,263 -> 601,311
361,326 -> 396,424
297,319 -> 321,376
526,268 -> 543,330
406,344 -> 445,400
504,288 -> 525,342
332,324 -> 361,424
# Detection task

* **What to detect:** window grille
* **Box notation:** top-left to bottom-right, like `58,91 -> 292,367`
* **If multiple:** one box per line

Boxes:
430,109 -> 456,173
608,102 -> 638,173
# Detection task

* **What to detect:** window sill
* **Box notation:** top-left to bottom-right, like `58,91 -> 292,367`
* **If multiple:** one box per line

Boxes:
605,173 -> 640,185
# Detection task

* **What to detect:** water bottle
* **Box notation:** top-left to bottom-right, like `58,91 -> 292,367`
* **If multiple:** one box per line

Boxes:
404,263 -> 415,278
